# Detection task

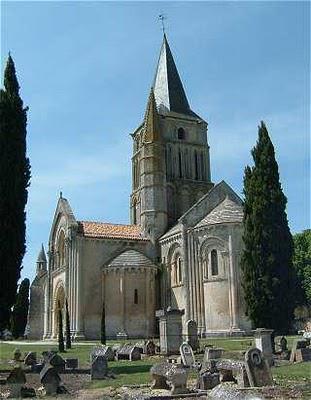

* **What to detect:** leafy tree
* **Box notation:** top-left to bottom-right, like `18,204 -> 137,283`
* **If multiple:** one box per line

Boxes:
0,55 -> 31,331
100,301 -> 106,345
58,301 -> 65,352
10,278 -> 30,338
65,299 -> 71,349
292,229 -> 311,306
241,121 -> 294,333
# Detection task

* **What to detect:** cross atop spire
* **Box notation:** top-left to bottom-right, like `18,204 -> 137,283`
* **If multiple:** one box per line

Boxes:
152,34 -> 195,117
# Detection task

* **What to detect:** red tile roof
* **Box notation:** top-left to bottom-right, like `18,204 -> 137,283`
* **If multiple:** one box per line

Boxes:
77,221 -> 147,241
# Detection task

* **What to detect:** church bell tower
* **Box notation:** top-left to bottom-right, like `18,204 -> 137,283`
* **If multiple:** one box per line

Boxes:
130,34 -> 213,239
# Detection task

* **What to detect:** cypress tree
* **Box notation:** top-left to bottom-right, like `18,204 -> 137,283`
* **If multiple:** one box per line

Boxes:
10,278 -> 30,338
100,301 -> 106,345
65,299 -> 71,349
58,301 -> 65,352
0,55 -> 31,331
241,121 -> 294,333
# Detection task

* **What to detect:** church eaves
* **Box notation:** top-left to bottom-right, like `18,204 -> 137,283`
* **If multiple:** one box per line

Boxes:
153,34 -> 195,117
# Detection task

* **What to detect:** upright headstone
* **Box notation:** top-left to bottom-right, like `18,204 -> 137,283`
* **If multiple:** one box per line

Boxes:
186,320 -> 199,351
144,340 -> 156,356
180,342 -> 195,368
245,348 -> 273,387
253,328 -> 274,366
24,352 -> 37,367
156,307 -> 184,355
40,365 -> 61,395
90,345 -> 107,363
203,347 -> 223,364
290,338 -> 310,363
6,367 -> 26,398
91,355 -> 108,380
49,353 -> 65,373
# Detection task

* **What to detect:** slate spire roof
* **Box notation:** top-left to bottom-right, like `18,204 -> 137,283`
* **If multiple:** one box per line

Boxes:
37,244 -> 47,263
153,34 -> 194,117
143,87 -> 160,143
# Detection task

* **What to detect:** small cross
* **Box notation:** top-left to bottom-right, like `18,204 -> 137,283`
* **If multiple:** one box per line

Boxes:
158,14 -> 167,34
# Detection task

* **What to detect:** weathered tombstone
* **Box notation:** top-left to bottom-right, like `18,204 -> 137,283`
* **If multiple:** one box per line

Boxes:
90,345 -> 107,363
42,350 -> 57,363
32,363 -> 44,373
40,365 -> 61,395
197,360 -> 220,390
116,344 -> 141,361
253,328 -> 274,366
150,362 -> 189,394
49,353 -> 65,373
290,338 -> 308,363
203,347 -> 223,364
186,320 -> 199,351
144,340 -> 156,356
180,342 -> 195,368
156,307 -> 184,355
91,355 -> 108,380
213,359 -> 249,388
103,346 -> 115,361
279,336 -> 288,352
295,348 -> 311,362
13,348 -> 22,362
6,366 -> 26,398
244,348 -> 273,387
24,352 -> 37,366
65,358 -> 78,369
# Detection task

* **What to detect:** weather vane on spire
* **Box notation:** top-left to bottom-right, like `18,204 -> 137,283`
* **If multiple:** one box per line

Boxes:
158,14 -> 167,34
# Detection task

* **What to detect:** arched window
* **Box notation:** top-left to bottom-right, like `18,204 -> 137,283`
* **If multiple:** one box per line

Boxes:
203,258 -> 208,279
177,257 -> 182,284
58,231 -> 66,268
134,289 -> 138,304
211,249 -> 218,276
178,127 -> 185,140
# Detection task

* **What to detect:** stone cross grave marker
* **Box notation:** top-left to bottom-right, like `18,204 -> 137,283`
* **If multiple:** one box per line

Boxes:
245,347 -> 273,387
6,366 -> 26,398
186,320 -> 199,351
40,365 -> 61,395
180,342 -> 195,367
91,355 -> 108,380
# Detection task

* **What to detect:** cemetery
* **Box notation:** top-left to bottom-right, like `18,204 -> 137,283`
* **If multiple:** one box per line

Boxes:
0,322 -> 310,398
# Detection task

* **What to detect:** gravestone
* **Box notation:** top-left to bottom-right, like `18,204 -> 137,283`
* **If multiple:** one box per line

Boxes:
42,350 -> 57,363
279,336 -> 288,352
295,348 -> 311,362
13,348 -> 22,362
290,338 -> 308,363
91,355 -> 108,380
245,348 -> 273,387
144,340 -> 156,355
214,359 -> 249,387
6,366 -> 26,398
197,360 -> 220,390
49,353 -> 65,373
90,345 -> 107,363
180,342 -> 195,368
150,362 -> 189,394
116,344 -> 141,361
40,365 -> 61,395
65,358 -> 78,369
186,320 -> 199,351
156,307 -> 184,355
253,328 -> 274,366
24,352 -> 37,366
203,347 -> 223,363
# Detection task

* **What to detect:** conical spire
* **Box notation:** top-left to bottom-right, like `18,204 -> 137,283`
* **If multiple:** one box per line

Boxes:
143,87 -> 160,143
37,244 -> 47,264
153,34 -> 191,116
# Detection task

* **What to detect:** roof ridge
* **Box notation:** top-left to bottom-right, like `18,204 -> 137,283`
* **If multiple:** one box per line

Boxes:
79,220 -> 140,228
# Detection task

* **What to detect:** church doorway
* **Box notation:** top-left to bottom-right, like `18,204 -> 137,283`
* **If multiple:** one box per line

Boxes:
52,284 -> 65,338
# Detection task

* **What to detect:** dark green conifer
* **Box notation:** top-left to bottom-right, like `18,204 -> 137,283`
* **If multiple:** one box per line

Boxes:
11,278 -> 30,338
100,301 -> 106,345
0,55 -> 31,331
58,301 -> 65,352
241,121 -> 294,333
65,299 -> 71,349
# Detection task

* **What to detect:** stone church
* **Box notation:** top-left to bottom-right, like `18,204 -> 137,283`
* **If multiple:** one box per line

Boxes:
28,35 -> 251,340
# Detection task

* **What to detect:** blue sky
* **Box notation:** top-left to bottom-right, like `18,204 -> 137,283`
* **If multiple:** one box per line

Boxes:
1,1 -> 310,283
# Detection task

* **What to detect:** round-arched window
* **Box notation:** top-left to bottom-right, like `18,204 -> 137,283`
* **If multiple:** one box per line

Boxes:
211,249 -> 218,276
177,127 -> 185,140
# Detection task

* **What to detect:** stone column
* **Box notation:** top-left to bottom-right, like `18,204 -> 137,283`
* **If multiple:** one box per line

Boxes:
74,238 -> 85,340
228,234 -> 239,330
182,224 -> 190,324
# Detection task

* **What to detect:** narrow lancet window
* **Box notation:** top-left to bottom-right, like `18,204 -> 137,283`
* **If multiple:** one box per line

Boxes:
178,127 -> 185,140
134,289 -> 138,304
211,249 -> 218,276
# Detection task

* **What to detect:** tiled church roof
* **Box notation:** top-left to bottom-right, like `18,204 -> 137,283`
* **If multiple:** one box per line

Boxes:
195,197 -> 243,227
107,250 -> 155,267
77,221 -> 147,241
